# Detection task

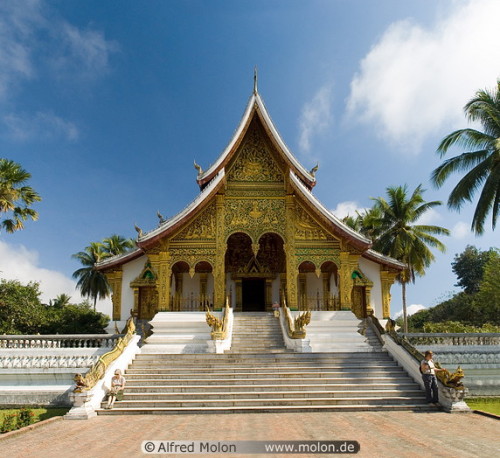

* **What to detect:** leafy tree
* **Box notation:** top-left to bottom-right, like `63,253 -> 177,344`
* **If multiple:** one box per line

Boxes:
0,159 -> 41,233
474,249 -> 500,324
0,279 -> 46,334
42,302 -> 109,334
431,80 -> 500,234
72,242 -> 110,311
370,185 -> 450,332
47,293 -> 72,308
451,245 -> 496,294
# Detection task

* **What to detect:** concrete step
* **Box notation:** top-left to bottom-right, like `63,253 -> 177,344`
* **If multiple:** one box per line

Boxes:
103,396 -> 429,408
120,389 -> 425,400
125,376 -> 415,386
123,382 -> 421,393
97,403 -> 437,415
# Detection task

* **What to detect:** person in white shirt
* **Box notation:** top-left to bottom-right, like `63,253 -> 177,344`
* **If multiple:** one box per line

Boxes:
105,369 -> 126,409
420,350 -> 445,405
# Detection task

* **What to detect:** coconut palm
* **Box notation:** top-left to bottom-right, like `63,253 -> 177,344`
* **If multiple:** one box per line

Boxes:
371,185 -> 450,332
102,234 -> 135,256
431,80 -> 500,235
0,159 -> 41,233
72,242 -> 110,311
48,293 -> 72,308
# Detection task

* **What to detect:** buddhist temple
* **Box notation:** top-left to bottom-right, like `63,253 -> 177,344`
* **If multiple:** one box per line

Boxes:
96,82 -> 404,326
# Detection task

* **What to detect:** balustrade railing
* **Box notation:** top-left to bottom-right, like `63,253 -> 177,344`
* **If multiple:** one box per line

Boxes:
171,293 -> 213,311
402,333 -> 500,346
298,294 -> 339,311
0,334 -> 121,349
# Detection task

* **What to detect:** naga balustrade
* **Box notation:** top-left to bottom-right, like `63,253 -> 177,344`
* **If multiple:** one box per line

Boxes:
0,335 -> 122,349
402,333 -> 500,346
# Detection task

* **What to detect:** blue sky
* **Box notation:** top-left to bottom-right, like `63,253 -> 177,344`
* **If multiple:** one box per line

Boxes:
1,0 -> 498,317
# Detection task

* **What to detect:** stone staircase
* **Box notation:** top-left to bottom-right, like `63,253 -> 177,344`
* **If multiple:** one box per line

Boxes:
97,312 -> 435,415
227,312 -> 288,353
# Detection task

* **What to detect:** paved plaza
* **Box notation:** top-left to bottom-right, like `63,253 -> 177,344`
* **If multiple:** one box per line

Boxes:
1,411 -> 498,457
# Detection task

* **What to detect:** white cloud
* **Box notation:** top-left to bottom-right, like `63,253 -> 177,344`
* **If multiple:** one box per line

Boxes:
52,23 -> 119,80
452,221 -> 470,239
393,303 -> 426,319
299,84 -> 333,154
3,111 -> 79,141
331,201 -> 367,219
346,0 -> 500,153
0,240 -> 84,305
416,207 -> 442,226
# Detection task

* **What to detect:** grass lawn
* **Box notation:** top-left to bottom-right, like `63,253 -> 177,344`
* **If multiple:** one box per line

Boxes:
466,397 -> 500,416
1,407 -> 69,432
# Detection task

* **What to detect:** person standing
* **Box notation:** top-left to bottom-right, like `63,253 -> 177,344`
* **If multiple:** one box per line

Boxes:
420,350 -> 445,406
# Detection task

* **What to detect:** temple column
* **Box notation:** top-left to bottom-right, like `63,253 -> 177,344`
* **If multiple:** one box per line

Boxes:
132,287 -> 139,318
106,268 -> 123,321
365,285 -> 373,316
380,270 -> 398,319
284,195 -> 298,306
235,279 -> 242,311
339,251 -> 359,311
214,194 -> 226,308
322,272 -> 330,311
157,251 -> 171,311
265,278 -> 272,311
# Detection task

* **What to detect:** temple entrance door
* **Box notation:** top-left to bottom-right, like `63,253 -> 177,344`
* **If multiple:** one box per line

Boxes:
242,278 -> 266,312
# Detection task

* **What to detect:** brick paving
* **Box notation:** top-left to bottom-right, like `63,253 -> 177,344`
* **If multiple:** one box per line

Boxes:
1,411 -> 498,458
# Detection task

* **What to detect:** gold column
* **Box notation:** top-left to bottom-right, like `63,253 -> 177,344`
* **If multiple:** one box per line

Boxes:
200,273 -> 208,305
214,194 -> 226,308
265,278 -> 272,310
284,195 -> 297,306
298,273 -> 306,309
157,251 -> 171,311
106,268 -> 123,321
365,285 -> 373,316
235,279 -> 242,311
380,270 -> 398,319
339,251 -> 359,310
322,272 -> 330,311
132,287 -> 139,318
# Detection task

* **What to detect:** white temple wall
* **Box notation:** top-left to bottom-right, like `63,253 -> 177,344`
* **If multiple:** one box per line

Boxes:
358,257 -> 383,318
120,255 -> 147,320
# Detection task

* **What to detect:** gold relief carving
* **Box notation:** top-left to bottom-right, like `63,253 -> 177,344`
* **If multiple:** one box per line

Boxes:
380,270 -> 398,319
173,203 -> 216,240
139,286 -> 158,320
225,187 -> 285,198
225,199 -> 285,238
295,204 -> 331,240
227,126 -> 283,183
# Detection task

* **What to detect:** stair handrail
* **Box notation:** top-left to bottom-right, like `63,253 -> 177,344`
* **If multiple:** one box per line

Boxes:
281,296 -> 311,339
74,316 -> 136,392
380,317 -> 466,390
205,296 -> 230,340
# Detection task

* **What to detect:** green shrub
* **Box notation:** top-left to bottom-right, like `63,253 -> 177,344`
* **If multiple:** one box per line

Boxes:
18,408 -> 35,428
422,321 -> 500,333
1,413 -> 18,433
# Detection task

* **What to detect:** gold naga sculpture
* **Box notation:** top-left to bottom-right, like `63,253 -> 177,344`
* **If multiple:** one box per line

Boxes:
73,316 -> 136,392
436,364 -> 465,389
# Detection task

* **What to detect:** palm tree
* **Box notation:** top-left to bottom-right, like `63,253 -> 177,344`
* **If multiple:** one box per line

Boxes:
0,159 -> 41,233
72,242 -> 110,311
371,185 -> 450,332
102,234 -> 135,256
48,293 -> 72,308
431,80 -> 500,235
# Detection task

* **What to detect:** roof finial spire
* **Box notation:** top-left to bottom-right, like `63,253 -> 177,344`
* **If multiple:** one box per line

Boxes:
253,66 -> 258,95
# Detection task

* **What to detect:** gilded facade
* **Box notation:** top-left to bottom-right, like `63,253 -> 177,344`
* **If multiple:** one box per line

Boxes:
97,89 -> 403,322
